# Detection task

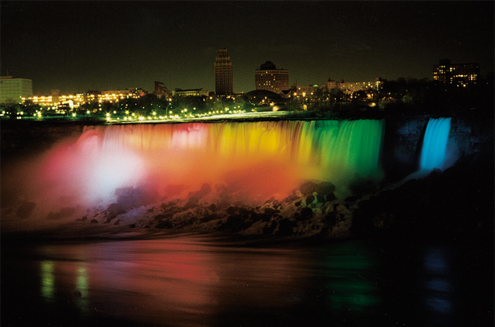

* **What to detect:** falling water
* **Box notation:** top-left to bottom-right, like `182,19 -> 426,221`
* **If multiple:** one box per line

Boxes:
7,120 -> 385,225
419,118 -> 452,170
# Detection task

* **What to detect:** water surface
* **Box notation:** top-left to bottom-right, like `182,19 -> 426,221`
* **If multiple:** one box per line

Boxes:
2,235 -> 492,327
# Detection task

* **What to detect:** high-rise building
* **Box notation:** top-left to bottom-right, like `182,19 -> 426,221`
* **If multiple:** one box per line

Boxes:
153,81 -> 171,99
0,76 -> 33,104
214,48 -> 233,95
433,59 -> 479,87
255,61 -> 289,94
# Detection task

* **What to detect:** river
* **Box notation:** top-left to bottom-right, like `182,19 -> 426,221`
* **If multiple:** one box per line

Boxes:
2,234 -> 492,327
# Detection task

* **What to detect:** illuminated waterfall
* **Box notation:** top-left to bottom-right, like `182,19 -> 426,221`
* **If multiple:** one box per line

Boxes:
38,120 -> 385,206
419,118 -> 451,170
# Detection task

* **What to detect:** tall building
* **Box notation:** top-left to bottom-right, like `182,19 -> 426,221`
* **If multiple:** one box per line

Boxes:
433,59 -> 479,87
0,76 -> 33,104
214,48 -> 233,95
152,81 -> 171,99
255,61 -> 289,94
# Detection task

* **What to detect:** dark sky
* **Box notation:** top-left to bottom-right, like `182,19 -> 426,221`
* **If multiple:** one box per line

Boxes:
2,1 -> 494,95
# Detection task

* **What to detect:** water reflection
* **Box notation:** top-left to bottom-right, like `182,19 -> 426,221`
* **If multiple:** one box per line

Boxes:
422,247 -> 454,325
2,237 -> 491,327
30,238 -> 313,326
324,241 -> 380,314
75,263 -> 89,314
40,260 -> 55,300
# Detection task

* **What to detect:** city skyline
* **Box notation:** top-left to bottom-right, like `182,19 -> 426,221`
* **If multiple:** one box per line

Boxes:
2,1 -> 493,95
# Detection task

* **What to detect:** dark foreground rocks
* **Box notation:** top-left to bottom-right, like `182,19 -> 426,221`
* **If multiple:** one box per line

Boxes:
74,152 -> 493,242
352,152 -> 494,242
80,180 -> 355,240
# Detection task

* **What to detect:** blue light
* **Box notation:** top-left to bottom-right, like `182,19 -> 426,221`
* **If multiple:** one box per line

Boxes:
420,118 -> 451,170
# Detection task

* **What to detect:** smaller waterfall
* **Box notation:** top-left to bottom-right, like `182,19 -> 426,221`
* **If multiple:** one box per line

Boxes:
419,118 -> 452,170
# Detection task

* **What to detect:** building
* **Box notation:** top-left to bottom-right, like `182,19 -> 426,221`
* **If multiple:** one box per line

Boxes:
172,88 -> 209,97
433,59 -> 479,87
325,78 -> 384,94
152,81 -> 171,99
0,76 -> 33,104
214,48 -> 233,95
255,61 -> 289,94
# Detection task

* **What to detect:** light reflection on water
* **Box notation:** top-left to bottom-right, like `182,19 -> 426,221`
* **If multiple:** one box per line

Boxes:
422,247 -> 454,324
324,241 -> 380,313
2,236 -> 492,327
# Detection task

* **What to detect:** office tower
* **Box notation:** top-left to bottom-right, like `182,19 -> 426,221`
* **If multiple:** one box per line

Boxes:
215,48 -> 233,95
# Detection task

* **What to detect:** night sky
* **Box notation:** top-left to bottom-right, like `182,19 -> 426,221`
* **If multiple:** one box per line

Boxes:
2,1 -> 494,95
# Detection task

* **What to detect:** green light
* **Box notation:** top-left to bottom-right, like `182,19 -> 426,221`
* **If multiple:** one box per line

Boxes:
325,242 -> 380,313
41,261 -> 55,300
75,264 -> 89,313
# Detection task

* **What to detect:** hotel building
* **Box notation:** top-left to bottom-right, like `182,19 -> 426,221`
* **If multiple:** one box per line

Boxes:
0,76 -> 33,104
255,61 -> 289,94
433,59 -> 479,87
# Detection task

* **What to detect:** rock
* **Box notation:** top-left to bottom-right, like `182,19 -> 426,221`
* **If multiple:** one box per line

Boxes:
155,220 -> 173,229
319,182 -> 336,194
276,218 -> 296,236
324,212 -> 338,225
16,201 -> 36,219
263,221 -> 278,235
76,216 -> 88,222
200,214 -> 219,223
219,215 -> 251,232
299,207 -> 314,219
107,203 -> 125,215
299,181 -> 319,195
316,194 -> 325,203
263,207 -> 279,215
208,203 -> 217,212
325,193 -> 337,202
115,187 -> 146,211
47,207 -> 76,220
344,195 -> 360,202
90,219 -> 99,223
226,206 -> 238,215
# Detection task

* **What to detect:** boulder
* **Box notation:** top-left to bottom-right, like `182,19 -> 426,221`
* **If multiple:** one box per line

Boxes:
16,201 -> 36,219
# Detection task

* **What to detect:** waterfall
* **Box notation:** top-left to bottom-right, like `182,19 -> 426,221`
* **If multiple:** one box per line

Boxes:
38,120 -> 385,205
420,118 -> 452,170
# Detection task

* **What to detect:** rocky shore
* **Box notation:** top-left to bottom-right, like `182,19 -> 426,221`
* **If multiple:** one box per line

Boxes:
62,150 -> 492,243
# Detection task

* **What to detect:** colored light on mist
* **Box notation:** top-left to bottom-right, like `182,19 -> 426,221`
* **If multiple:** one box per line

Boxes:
37,120 -> 385,207
420,118 -> 451,170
